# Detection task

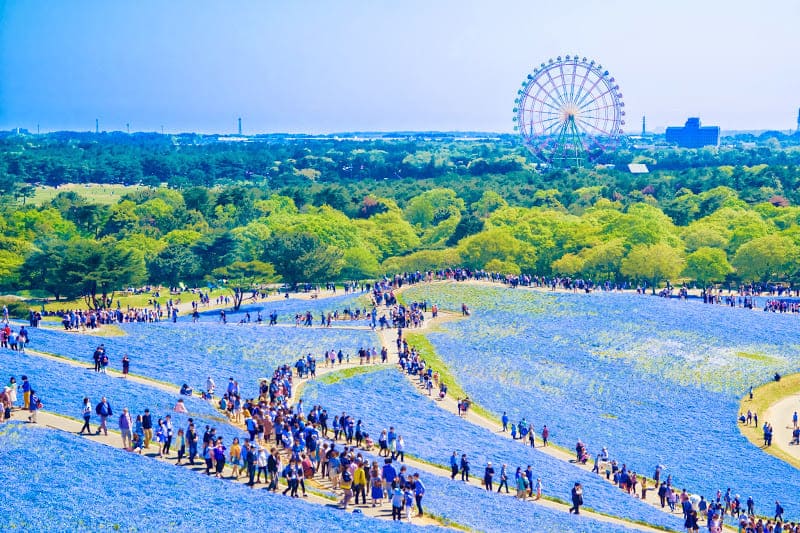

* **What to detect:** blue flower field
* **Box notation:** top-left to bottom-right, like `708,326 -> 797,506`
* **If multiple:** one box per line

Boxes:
0,422 -> 431,532
0,352 -> 237,438
26,321 -> 379,398
402,283 -> 800,519
302,368 -> 684,531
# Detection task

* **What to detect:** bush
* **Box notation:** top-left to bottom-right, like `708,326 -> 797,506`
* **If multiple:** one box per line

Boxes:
0,297 -> 35,319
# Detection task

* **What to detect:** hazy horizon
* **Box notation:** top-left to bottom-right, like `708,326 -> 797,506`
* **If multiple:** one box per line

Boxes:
2,0 -> 799,134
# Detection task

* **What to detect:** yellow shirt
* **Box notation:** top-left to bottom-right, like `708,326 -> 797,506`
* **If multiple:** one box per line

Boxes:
353,467 -> 367,485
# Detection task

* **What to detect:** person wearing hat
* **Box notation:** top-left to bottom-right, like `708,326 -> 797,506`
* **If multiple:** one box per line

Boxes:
483,462 -> 495,491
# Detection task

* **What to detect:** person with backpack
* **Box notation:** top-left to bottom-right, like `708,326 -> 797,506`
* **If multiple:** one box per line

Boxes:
28,389 -> 41,424
775,500 -> 785,522
391,486 -> 403,520
340,468 -> 353,509
569,482 -> 584,515
95,397 -> 112,436
460,453 -> 470,482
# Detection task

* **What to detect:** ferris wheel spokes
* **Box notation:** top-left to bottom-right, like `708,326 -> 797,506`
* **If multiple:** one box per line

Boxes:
514,55 -> 624,167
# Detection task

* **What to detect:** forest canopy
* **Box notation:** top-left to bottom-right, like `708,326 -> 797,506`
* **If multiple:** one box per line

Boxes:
3,132 -> 800,302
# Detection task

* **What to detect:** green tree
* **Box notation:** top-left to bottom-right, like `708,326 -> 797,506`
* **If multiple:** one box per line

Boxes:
621,243 -> 684,294
683,247 -> 733,287
212,260 -> 277,310
446,213 -> 484,246
340,247 -> 380,280
148,244 -> 202,287
18,239 -> 71,299
581,239 -> 625,280
404,188 -> 464,228
732,235 -> 799,282
457,228 -> 537,272
56,239 -> 146,308
262,232 -> 343,287
551,253 -> 586,276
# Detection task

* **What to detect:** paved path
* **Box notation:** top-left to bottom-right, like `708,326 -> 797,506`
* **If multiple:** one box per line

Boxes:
765,391 -> 800,464
6,357 -> 443,528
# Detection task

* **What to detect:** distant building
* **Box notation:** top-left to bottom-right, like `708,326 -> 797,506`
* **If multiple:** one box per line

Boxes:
665,117 -> 720,148
628,163 -> 649,174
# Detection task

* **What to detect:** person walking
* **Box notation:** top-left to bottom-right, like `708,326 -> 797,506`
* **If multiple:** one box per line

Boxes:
569,482 -> 583,514
496,464 -> 509,493
515,468 -> 528,499
121,354 -> 130,377
460,453 -> 470,482
132,415 -> 144,454
79,397 -> 92,435
176,428 -> 186,465
775,500 -> 785,522
245,442 -> 257,486
353,461 -> 367,505
187,423 -> 198,464
450,451 -> 458,480
483,462 -> 495,491
28,389 -> 40,423
95,397 -> 112,436
541,424 -> 549,446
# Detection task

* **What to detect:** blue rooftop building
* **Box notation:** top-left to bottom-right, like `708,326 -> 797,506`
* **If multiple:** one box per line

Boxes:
665,117 -> 720,148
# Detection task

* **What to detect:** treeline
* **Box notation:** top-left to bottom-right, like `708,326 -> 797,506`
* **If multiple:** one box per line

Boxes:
3,135 -> 800,306
3,134 -> 800,208
3,180 -> 800,307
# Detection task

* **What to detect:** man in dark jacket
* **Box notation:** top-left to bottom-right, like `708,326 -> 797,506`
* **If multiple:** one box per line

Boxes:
569,482 -> 583,514
95,397 -> 112,436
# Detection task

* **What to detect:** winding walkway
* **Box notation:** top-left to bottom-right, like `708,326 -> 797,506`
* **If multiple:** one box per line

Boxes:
15,321 -> 666,531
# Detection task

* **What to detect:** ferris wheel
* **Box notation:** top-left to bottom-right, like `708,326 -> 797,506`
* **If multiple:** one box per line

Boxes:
513,55 -> 625,168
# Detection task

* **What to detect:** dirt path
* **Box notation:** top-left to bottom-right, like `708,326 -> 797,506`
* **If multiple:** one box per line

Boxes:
373,308 -> 686,533
764,392 -> 800,464
17,286 -> 679,531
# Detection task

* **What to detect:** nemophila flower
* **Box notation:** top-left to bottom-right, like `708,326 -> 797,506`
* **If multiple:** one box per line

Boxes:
0,351 -> 238,438
304,368 -> 684,531
402,284 -> 800,521
191,292 -> 367,323
0,422 -> 429,531
25,320 -> 378,398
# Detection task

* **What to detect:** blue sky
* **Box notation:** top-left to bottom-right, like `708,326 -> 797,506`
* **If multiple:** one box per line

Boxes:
1,0 -> 798,133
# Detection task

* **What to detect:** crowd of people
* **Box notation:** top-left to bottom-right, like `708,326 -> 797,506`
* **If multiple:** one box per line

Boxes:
5,270 -> 800,531
1,323 -> 29,352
